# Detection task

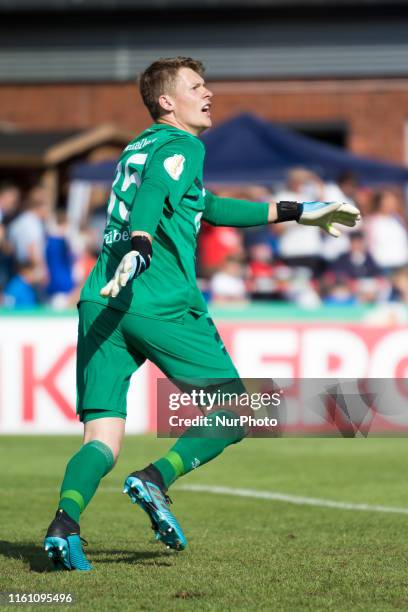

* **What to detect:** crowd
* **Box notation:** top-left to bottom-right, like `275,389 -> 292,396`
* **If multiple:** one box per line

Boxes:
0,168 -> 408,311
199,170 -> 408,309
0,182 -> 99,309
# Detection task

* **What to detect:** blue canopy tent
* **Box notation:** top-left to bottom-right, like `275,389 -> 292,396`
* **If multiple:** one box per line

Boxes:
71,158 -> 117,182
201,114 -> 408,185
70,113 -> 408,186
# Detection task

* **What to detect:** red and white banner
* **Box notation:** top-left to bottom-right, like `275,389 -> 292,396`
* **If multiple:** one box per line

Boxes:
0,316 -> 407,434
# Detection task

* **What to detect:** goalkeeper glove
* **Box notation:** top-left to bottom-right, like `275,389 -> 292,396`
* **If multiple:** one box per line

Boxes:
100,235 -> 152,299
275,200 -> 361,237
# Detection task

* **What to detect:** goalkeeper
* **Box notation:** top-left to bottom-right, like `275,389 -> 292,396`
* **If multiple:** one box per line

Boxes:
44,57 -> 360,570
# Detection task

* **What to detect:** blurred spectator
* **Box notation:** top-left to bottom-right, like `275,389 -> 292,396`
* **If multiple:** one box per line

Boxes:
388,266 -> 408,304
365,190 -> 408,272
0,181 -> 20,224
337,172 -> 359,204
354,277 -> 383,305
8,185 -> 50,286
363,266 -> 408,323
198,186 -> 268,277
286,268 -> 321,308
321,172 -> 360,262
46,209 -> 75,307
244,224 -> 279,258
242,185 -> 279,257
323,280 -> 357,306
3,262 -> 38,308
247,242 -> 290,301
209,256 -> 247,303
198,222 -> 244,277
71,227 -> 100,302
274,168 -> 325,276
86,185 -> 111,251
0,181 -> 20,289
330,230 -> 381,280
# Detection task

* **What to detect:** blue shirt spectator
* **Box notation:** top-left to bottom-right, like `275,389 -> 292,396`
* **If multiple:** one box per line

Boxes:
3,265 -> 37,308
45,211 -> 75,297
46,234 -> 75,296
330,231 -> 381,280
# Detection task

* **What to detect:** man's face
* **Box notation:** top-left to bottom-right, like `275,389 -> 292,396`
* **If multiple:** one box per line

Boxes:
350,235 -> 365,253
0,186 -> 20,215
159,67 -> 213,135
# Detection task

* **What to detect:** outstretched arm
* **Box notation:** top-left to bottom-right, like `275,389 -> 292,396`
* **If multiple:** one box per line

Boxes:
203,191 -> 270,227
203,191 -> 360,236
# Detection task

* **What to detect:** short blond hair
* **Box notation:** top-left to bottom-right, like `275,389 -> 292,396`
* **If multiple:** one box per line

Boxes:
139,57 -> 205,120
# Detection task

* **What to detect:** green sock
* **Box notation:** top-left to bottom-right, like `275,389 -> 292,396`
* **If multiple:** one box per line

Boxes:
58,440 -> 114,523
153,410 -> 245,489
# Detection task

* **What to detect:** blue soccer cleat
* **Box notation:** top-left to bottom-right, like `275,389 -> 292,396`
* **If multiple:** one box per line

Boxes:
123,467 -> 187,551
44,509 -> 92,571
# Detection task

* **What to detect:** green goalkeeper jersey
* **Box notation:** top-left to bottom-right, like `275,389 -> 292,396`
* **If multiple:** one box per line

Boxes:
80,123 -> 209,321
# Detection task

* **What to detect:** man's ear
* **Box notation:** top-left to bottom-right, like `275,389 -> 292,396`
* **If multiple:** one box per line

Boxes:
158,94 -> 174,113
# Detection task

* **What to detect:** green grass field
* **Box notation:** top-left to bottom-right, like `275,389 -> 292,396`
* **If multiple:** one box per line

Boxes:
1,435 -> 408,611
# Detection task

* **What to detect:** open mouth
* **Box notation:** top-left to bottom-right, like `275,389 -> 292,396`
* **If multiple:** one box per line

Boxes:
201,103 -> 211,115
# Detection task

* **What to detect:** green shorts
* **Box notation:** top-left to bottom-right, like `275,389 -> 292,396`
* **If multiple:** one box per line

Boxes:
76,301 -> 242,421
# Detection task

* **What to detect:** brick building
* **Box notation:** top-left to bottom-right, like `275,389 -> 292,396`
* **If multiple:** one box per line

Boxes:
1,0 -> 408,166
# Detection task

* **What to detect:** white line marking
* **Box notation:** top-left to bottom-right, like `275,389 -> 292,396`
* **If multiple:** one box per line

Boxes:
176,484 -> 408,516
23,485 -> 408,516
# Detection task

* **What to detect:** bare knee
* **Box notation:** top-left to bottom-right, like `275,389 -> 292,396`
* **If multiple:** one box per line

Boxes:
83,417 -> 125,463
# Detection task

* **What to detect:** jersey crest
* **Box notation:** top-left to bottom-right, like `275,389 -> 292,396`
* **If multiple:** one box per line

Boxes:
163,154 -> 185,181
